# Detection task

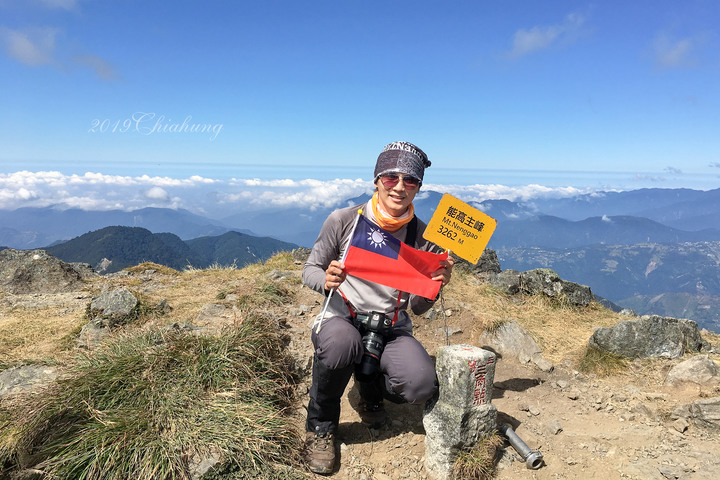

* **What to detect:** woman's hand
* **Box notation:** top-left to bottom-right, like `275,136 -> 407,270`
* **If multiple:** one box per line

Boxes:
324,260 -> 347,291
431,254 -> 454,286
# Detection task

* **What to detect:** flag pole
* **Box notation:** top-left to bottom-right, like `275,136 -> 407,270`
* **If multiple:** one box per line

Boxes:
313,208 -> 364,334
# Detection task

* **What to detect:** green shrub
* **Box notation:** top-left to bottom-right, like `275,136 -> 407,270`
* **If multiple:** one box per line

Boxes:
579,345 -> 628,376
452,432 -> 503,480
0,313 -> 306,480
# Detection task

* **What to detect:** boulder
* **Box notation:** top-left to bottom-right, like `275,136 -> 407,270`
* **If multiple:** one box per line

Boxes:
0,249 -> 89,294
474,249 -> 502,274
0,365 -> 58,398
88,288 -> 139,328
519,268 -> 593,306
76,323 -> 111,350
690,398 -> 720,430
456,249 -> 502,276
488,269 -> 521,295
291,247 -> 312,264
488,268 -> 593,306
477,320 -> 553,372
672,397 -> 720,430
665,355 -> 720,386
589,315 -> 710,359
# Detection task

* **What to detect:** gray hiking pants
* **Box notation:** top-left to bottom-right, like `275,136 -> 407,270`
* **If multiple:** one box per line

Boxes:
306,315 -> 437,433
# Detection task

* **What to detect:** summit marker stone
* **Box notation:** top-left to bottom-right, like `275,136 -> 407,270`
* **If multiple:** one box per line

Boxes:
423,344 -> 497,480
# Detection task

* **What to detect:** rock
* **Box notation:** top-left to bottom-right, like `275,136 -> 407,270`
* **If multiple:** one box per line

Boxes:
267,269 -> 293,281
488,269 -> 521,295
489,268 -> 593,306
672,418 -> 689,433
88,288 -> 139,328
689,397 -> 720,430
519,268 -> 593,306
659,466 -> 686,480
76,323 -> 111,349
291,247 -> 312,264
631,402 -> 658,422
589,315 -> 710,359
475,249 -> 502,274
456,249 -> 501,277
546,420 -> 563,435
0,365 -> 58,398
477,320 -> 553,371
478,320 -> 539,360
68,262 -> 97,280
665,355 -> 720,386
532,355 -> 554,373
0,248 -> 88,294
593,294 -> 624,312
187,448 -> 223,480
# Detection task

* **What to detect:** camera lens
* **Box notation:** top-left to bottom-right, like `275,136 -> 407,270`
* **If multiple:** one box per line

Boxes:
356,331 -> 385,382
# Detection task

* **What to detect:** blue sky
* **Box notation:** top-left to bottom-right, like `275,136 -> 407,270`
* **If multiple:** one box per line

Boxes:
1,0 -> 719,215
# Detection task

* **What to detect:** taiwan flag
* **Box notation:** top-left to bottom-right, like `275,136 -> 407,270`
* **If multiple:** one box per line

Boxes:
343,215 -> 447,299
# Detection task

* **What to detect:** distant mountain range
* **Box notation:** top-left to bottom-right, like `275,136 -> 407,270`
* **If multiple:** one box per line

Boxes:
3,187 -> 720,331
41,226 -> 298,273
498,242 -> 720,332
0,207 -> 237,249
2,188 -> 719,250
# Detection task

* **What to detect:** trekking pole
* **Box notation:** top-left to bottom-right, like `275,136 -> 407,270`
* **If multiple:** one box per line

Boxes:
439,249 -> 451,346
314,209 -> 364,334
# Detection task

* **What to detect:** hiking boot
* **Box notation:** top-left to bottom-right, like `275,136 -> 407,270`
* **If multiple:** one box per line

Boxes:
359,401 -> 387,428
303,432 -> 335,474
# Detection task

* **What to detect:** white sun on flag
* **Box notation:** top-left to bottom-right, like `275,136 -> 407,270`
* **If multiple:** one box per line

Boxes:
366,228 -> 387,249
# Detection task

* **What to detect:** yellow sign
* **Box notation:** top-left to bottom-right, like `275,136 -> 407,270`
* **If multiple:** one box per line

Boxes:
423,193 -> 497,264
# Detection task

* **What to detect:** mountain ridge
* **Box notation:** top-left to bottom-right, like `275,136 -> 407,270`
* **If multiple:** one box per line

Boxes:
41,226 -> 299,273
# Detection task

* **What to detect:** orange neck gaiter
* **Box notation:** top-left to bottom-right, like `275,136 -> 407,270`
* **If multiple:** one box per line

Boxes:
370,191 -> 415,232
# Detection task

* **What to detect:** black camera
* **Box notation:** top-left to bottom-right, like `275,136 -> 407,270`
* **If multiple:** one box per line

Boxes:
354,312 -> 393,382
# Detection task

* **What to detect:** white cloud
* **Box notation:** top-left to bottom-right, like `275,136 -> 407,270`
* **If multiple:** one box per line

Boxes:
0,5 -> 119,81
508,13 -> 585,58
601,214 -> 612,223
221,178 -> 371,210
425,183 -> 589,203
0,171 -> 609,219
74,54 -> 121,81
633,173 -> 666,183
0,26 -> 58,66
653,34 -> 696,68
145,187 -> 169,201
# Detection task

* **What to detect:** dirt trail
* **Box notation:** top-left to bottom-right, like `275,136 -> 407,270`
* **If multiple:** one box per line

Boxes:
289,284 -> 720,480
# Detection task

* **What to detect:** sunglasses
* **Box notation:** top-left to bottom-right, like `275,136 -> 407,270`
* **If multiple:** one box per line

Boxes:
380,174 -> 421,190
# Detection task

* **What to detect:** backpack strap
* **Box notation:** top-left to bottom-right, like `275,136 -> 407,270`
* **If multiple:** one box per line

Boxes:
404,216 -> 418,247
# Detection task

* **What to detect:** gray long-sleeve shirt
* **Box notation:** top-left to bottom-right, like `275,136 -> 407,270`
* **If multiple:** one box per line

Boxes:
303,201 -> 443,331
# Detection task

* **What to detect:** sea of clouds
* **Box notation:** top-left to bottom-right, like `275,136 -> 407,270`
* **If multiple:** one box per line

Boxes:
0,170 -> 600,219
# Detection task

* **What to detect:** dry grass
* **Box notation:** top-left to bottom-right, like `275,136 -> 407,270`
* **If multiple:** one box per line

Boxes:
124,262 -> 180,276
0,301 -> 87,367
439,276 -> 622,366
453,432 -> 504,480
0,255 -> 304,369
0,316 -> 308,479
579,345 -> 629,376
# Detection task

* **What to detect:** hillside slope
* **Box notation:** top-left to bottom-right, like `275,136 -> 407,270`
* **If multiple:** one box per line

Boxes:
43,226 -> 299,273
1,254 -> 719,479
